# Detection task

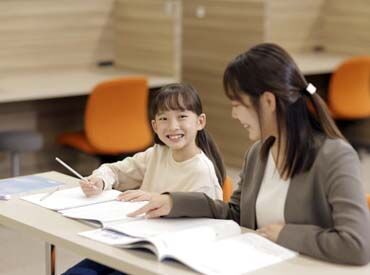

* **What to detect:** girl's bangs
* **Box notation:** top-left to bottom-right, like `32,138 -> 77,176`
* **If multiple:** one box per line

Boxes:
155,90 -> 196,114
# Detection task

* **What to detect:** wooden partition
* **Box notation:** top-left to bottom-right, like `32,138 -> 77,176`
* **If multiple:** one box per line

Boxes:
114,0 -> 181,79
0,0 -> 114,73
320,0 -> 370,55
266,0 -> 324,52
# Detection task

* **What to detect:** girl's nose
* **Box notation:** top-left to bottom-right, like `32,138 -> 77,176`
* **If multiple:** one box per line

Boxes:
168,118 -> 180,129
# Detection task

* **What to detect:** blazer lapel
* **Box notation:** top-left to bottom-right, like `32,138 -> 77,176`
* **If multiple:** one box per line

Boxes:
242,152 -> 267,229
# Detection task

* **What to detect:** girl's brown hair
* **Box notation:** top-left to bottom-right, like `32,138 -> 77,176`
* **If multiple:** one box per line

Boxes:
223,43 -> 344,178
150,83 -> 226,186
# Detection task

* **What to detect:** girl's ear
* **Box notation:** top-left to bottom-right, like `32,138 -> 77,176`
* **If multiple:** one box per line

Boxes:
151,120 -> 158,133
261,91 -> 276,113
197,113 -> 206,130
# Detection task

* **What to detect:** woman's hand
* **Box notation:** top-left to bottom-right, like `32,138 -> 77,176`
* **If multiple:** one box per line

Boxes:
117,190 -> 153,202
127,194 -> 173,218
256,223 -> 284,242
79,176 -> 104,197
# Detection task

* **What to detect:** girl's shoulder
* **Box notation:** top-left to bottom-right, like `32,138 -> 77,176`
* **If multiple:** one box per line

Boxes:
147,144 -> 171,158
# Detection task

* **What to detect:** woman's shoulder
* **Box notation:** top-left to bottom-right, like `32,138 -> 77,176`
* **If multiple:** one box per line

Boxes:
313,137 -> 360,176
316,137 -> 357,161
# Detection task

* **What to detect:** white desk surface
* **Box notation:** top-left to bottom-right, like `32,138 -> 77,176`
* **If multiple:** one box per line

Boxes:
293,52 -> 350,75
0,68 -> 176,103
1,172 -> 369,275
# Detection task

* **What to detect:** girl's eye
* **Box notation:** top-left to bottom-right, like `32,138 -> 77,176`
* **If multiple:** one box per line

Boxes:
158,117 -> 167,121
179,115 -> 188,119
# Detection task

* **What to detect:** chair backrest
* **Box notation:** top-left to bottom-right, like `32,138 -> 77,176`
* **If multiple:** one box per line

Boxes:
367,194 -> 370,210
327,56 -> 370,119
223,176 -> 233,202
85,77 -> 153,154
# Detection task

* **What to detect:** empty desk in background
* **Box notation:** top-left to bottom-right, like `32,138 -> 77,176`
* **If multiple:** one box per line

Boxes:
0,68 -> 176,103
1,171 -> 370,275
293,52 -> 351,76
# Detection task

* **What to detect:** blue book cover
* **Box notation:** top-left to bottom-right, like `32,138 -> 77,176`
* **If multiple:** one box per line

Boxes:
0,175 -> 63,195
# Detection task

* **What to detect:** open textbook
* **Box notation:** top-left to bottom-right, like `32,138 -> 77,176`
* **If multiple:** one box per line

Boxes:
21,187 -> 147,227
80,218 -> 298,275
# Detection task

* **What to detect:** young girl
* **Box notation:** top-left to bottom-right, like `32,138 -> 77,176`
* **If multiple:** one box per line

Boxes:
79,82 -> 224,201
63,83 -> 225,275
129,43 -> 370,265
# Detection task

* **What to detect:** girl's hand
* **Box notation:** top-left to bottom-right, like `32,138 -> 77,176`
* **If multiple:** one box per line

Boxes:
127,194 -> 173,218
79,176 -> 104,197
256,223 -> 284,242
117,190 -> 153,202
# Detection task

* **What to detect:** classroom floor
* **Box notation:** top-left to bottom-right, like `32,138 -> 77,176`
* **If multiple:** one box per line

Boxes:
1,154 -> 370,275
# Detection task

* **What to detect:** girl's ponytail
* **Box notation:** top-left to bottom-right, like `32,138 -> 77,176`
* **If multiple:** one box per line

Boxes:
196,129 -> 226,187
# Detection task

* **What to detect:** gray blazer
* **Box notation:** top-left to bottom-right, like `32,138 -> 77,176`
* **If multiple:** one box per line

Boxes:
168,137 -> 370,265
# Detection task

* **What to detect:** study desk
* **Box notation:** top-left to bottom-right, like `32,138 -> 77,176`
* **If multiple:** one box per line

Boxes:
1,171 -> 370,275
292,52 -> 351,76
0,67 -> 176,103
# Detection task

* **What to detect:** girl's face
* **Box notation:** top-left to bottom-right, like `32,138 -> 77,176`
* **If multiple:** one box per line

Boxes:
231,95 -> 261,141
152,109 -> 206,161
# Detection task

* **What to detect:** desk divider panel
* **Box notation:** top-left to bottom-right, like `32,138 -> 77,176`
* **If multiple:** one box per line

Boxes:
114,0 -> 181,79
0,0 -> 115,73
320,0 -> 370,55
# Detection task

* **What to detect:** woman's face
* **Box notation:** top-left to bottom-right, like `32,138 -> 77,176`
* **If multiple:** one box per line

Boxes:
231,95 -> 261,141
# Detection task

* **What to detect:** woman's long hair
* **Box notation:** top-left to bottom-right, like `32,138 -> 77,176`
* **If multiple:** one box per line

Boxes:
150,83 -> 226,186
223,43 -> 344,178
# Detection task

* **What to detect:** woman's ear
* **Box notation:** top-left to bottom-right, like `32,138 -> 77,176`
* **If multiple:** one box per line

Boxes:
197,113 -> 206,130
261,91 -> 276,113
151,120 -> 158,133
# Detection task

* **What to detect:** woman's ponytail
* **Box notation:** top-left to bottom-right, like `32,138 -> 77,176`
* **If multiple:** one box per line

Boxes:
308,92 -> 344,139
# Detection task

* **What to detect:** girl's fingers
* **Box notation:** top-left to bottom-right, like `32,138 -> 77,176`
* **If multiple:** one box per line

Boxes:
131,194 -> 149,202
118,192 -> 138,201
145,208 -> 165,219
118,191 -> 147,201
127,202 -> 156,217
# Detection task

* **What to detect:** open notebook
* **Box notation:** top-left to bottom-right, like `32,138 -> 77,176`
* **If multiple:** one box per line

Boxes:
21,187 -> 122,211
80,218 -> 298,275
21,187 -> 146,227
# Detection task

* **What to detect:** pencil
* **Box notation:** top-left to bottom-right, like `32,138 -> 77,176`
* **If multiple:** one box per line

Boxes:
55,157 -> 84,180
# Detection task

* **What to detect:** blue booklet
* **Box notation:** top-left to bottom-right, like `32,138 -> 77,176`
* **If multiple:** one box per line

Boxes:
0,175 -> 63,195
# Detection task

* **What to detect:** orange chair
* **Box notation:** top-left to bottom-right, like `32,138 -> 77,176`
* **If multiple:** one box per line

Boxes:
367,194 -> 370,210
58,77 -> 153,161
327,56 -> 370,120
223,176 -> 233,202
327,56 -> 370,152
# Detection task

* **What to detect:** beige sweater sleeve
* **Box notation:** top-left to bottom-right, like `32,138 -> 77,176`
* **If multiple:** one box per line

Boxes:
92,147 -> 153,191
